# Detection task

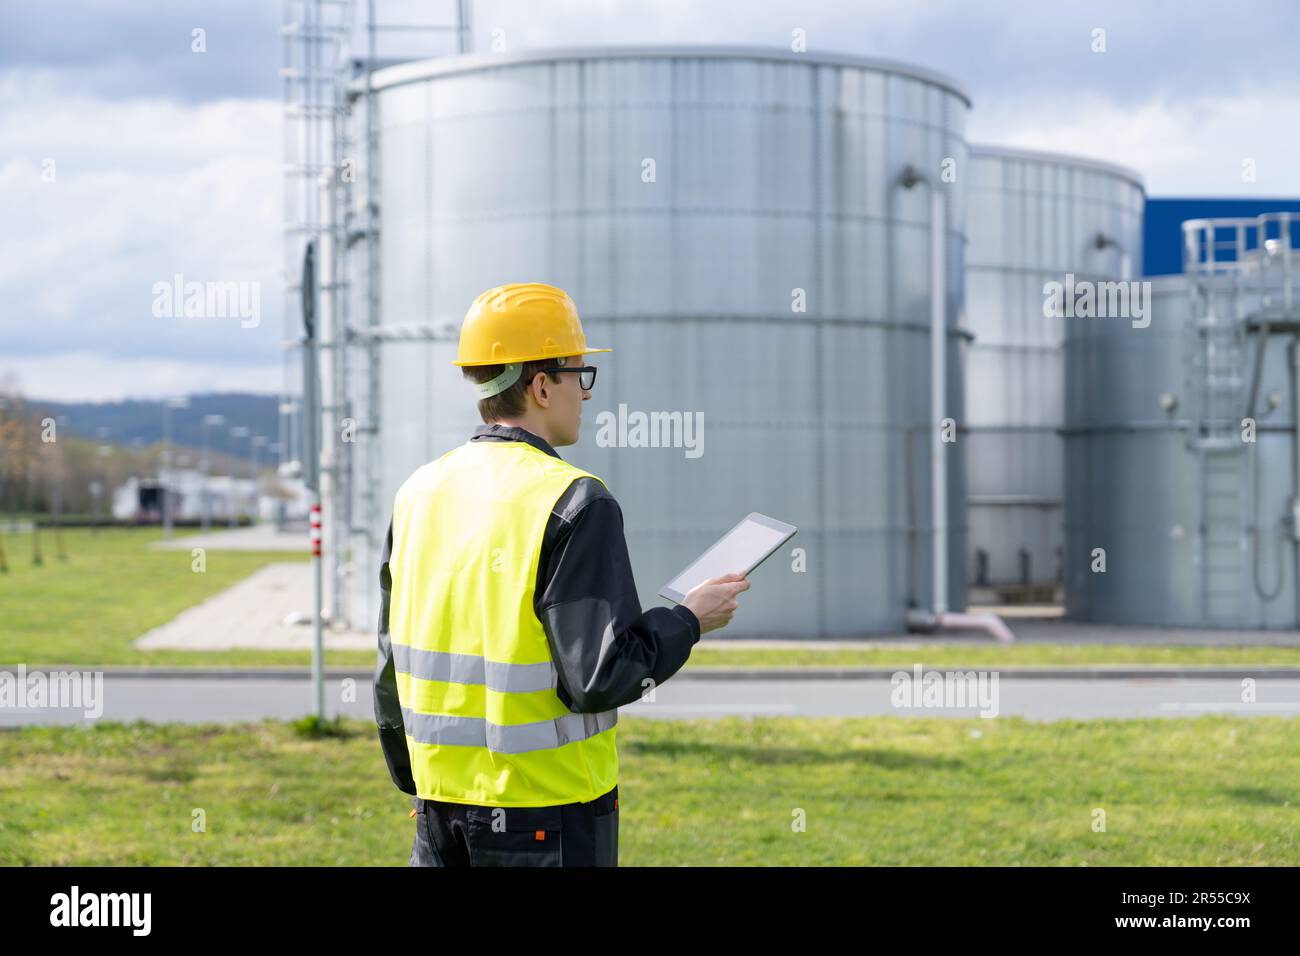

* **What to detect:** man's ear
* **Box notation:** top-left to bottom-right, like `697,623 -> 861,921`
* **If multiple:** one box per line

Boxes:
529,371 -> 550,408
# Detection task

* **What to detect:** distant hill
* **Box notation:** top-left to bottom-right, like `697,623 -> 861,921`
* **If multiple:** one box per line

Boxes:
26,393 -> 283,461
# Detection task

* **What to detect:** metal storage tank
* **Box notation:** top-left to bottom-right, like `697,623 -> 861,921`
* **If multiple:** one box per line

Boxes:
344,46 -> 971,636
964,146 -> 1144,600
1064,214 -> 1300,627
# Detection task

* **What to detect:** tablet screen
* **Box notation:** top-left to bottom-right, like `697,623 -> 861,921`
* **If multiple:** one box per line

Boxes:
662,514 -> 795,602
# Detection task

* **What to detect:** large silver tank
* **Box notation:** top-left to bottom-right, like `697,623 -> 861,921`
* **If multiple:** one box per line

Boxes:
964,146 -> 1144,596
346,46 -> 971,635
1064,221 -> 1300,627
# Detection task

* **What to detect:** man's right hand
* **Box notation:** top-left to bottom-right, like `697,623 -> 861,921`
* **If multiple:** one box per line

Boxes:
681,571 -> 751,634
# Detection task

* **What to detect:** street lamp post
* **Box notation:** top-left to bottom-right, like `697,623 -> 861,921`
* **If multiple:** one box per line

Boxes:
93,427 -> 112,532
52,460 -> 66,562
229,426 -> 250,527
162,397 -> 189,540
94,441 -> 112,531
200,414 -> 224,532
130,437 -> 144,515
29,457 -> 42,566
251,435 -> 267,523
44,412 -> 68,561
266,442 -> 283,527
277,401 -> 299,533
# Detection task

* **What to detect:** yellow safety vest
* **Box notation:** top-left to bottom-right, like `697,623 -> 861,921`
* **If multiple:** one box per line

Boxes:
388,439 -> 619,807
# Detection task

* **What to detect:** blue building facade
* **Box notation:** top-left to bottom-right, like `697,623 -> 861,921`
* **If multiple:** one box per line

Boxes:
1144,197 -> 1300,275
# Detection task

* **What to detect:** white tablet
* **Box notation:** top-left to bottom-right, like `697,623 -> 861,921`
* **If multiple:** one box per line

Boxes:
658,513 -> 797,604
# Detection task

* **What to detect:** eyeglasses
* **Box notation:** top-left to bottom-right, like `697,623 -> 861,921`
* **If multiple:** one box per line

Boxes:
538,365 -> 597,390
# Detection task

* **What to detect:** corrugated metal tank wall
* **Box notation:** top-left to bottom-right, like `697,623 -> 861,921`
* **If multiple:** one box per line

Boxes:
1065,274 -> 1300,627
964,146 -> 1144,594
349,47 -> 971,636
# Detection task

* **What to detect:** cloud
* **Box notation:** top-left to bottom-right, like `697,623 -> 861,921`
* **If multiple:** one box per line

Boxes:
473,0 -> 1300,108
0,87 -> 285,369
6,0 -> 1300,111
0,0 -> 281,103
970,87 -> 1300,195
3,351 -> 282,403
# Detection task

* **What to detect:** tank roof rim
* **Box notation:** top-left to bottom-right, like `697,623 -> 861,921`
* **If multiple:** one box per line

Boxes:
969,143 -> 1145,193
356,44 -> 972,108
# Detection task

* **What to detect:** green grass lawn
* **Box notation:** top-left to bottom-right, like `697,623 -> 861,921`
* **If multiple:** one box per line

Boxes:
0,527 -> 316,667
0,715 -> 1294,865
3,526 -> 1300,670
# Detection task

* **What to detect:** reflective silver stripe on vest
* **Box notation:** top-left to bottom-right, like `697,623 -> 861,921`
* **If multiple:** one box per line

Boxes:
393,644 -> 558,693
402,707 -> 618,754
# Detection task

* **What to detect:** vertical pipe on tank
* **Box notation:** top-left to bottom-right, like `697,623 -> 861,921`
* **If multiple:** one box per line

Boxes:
930,186 -> 948,614
898,166 -> 947,614
1292,336 -> 1300,625
1284,222 -> 1298,553
901,165 -> 1012,641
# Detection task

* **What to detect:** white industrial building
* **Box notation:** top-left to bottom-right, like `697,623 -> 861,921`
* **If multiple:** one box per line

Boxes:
111,471 -> 310,524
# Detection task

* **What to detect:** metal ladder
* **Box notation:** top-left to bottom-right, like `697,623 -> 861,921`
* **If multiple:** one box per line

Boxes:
1197,447 -> 1247,624
1182,223 -> 1249,452
1183,213 -> 1300,623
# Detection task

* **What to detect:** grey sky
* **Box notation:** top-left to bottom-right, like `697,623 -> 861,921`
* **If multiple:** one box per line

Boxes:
6,1 -> 1293,107
1,0 -> 1297,400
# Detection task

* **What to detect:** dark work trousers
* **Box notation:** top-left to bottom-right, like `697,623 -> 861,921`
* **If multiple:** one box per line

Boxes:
409,786 -> 618,867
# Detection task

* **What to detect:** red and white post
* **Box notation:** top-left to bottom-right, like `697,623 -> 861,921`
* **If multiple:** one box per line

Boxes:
310,497 -> 324,719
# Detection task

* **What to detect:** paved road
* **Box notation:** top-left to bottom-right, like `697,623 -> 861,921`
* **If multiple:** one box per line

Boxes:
4,674 -> 1299,726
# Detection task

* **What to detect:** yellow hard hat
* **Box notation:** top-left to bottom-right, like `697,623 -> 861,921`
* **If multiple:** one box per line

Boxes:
453,282 -> 612,367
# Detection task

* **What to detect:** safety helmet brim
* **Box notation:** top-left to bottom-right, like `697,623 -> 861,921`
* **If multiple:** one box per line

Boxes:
453,346 -> 612,367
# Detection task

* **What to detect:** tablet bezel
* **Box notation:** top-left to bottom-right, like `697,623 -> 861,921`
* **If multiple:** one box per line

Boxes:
657,512 -> 797,604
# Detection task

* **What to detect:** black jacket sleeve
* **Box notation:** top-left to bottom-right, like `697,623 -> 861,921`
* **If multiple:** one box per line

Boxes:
536,480 -> 701,713
374,517 -> 417,794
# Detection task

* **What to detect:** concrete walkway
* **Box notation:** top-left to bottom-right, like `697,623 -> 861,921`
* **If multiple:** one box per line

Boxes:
134,563 -> 371,651
150,524 -> 308,553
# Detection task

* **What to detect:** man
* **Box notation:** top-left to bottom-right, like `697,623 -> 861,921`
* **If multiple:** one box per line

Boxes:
374,281 -> 749,866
